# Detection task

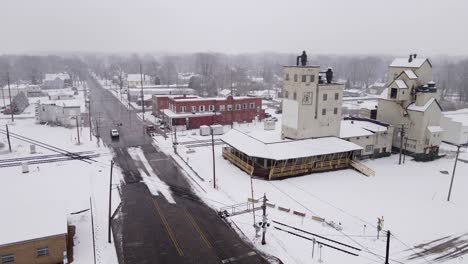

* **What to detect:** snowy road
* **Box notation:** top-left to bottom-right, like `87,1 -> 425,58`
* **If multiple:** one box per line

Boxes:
88,77 -> 268,264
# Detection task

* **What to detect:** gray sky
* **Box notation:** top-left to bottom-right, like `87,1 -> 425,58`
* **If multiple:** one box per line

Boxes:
2,0 -> 467,55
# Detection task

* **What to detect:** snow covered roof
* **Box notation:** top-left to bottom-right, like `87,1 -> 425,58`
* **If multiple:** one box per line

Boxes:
140,84 -> 189,89
163,109 -> 217,118
370,82 -> 386,88
45,73 -> 70,81
222,129 -> 362,160
40,99 -> 81,108
340,120 -> 388,138
218,89 -> 232,97
394,79 -> 408,89
404,70 -> 418,79
443,109 -> 468,126
0,199 -> 67,246
127,74 -> 150,82
407,98 -> 440,112
379,88 -> 388,99
128,88 -> 196,95
427,126 -> 443,133
174,96 -> 254,102
390,58 -> 430,68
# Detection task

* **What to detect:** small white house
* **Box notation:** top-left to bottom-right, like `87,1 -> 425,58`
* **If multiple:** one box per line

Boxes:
38,100 -> 82,127
127,74 -> 152,88
340,118 -> 394,158
42,73 -> 72,89
441,109 -> 468,145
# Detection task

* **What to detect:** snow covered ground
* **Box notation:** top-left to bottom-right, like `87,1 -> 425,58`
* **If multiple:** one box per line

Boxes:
153,109 -> 468,264
0,107 -> 120,263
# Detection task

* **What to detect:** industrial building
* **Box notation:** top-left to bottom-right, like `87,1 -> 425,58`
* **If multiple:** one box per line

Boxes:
377,55 -> 443,160
222,53 -> 374,179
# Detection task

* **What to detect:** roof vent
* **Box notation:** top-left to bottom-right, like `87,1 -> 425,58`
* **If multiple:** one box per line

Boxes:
413,53 -> 417,59
408,54 -> 413,63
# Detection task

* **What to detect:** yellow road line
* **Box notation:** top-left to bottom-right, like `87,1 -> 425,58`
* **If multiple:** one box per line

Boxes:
152,199 -> 184,256
184,209 -> 213,249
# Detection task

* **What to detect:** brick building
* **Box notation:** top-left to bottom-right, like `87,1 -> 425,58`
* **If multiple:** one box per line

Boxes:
159,95 -> 265,129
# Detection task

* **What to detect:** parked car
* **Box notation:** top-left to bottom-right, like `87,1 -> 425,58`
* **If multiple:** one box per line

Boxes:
265,113 -> 272,118
275,109 -> 282,114
110,129 -> 119,139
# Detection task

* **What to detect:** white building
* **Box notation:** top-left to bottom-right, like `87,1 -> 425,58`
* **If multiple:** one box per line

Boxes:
38,99 -> 82,127
340,118 -> 394,158
440,109 -> 468,145
282,66 -> 343,139
377,55 -> 443,160
1,84 -> 42,99
127,74 -> 152,88
42,73 -> 72,89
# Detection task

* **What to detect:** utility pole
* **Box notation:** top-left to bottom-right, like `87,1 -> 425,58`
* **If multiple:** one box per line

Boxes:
6,124 -> 11,152
140,64 -> 145,121
230,67 -> 234,128
75,116 -> 80,145
108,160 -> 114,243
88,100 -> 92,141
1,75 -> 5,107
385,230 -> 391,264
211,127 -> 216,189
398,124 -> 405,165
403,137 -> 408,163
447,145 -> 461,202
7,72 -> 14,122
261,193 -> 268,245
90,197 -> 97,264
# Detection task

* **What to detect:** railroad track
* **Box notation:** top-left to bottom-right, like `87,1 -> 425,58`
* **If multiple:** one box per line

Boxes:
0,151 -> 95,164
0,153 -> 100,168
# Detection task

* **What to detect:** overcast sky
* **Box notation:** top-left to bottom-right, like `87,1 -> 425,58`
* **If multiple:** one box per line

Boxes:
1,0 -> 467,56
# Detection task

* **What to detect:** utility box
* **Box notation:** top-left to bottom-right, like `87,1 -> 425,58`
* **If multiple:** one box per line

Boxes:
264,119 -> 276,130
30,144 -> 36,154
209,124 -> 224,135
200,125 -> 210,136
21,162 -> 29,173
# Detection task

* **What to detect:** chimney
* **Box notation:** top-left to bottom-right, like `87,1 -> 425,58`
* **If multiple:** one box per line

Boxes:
413,53 -> 417,59
408,54 -> 413,63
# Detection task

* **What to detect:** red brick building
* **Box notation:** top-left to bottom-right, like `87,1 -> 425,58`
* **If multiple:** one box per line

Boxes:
159,95 -> 264,129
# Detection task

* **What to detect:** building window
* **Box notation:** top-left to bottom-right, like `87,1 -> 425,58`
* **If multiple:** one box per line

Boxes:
310,75 -> 315,82
294,74 -> 298,82
199,105 -> 205,112
323,93 -> 327,101
227,104 -> 233,111
249,103 -> 255,109
302,75 -> 307,82
37,247 -> 49,257
322,109 -> 326,115
1,254 -> 14,264
180,106 -> 186,113
285,73 -> 290,81
284,91 -> 289,99
242,103 -> 247,109
293,92 -> 297,100
235,104 -> 241,110
365,145 -> 374,152
209,105 -> 214,111
390,88 -> 397,99
382,147 -> 387,153
219,105 -> 225,112
191,106 -> 196,113
335,93 -> 339,100
334,108 -> 338,114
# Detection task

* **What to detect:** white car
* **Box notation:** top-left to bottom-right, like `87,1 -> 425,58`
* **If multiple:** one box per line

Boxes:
110,129 -> 120,138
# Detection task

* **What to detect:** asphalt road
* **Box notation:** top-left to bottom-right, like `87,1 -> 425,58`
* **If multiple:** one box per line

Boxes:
87,77 -> 269,264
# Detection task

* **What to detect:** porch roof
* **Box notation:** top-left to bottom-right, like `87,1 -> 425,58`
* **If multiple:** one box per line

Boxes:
222,129 -> 362,160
